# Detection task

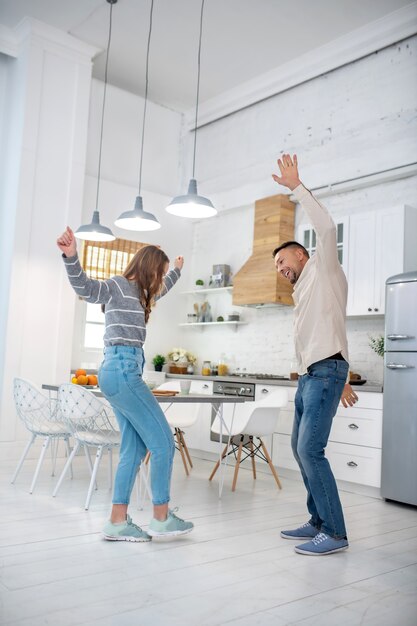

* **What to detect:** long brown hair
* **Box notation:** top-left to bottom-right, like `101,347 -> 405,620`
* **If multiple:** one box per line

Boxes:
123,245 -> 169,323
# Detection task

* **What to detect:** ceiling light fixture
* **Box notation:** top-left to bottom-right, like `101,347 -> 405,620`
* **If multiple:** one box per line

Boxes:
165,0 -> 216,219
75,0 -> 117,242
114,0 -> 160,231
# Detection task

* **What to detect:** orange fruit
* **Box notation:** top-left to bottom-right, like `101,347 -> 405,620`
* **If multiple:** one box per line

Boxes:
87,374 -> 98,386
75,369 -> 87,377
77,374 -> 89,385
71,377 -> 78,384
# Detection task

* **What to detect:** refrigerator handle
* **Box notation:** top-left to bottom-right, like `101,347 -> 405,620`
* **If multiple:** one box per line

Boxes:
387,334 -> 415,340
386,363 -> 415,370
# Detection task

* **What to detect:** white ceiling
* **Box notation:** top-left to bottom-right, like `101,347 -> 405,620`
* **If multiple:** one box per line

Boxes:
0,0 -> 414,111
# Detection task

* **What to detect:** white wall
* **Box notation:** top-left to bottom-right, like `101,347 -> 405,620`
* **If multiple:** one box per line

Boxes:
70,80 -> 190,373
0,21 -> 97,460
180,36 -> 417,208
86,79 -> 183,197
176,36 -> 417,384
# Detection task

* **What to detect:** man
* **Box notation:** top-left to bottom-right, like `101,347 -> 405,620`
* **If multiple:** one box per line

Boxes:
272,154 -> 358,556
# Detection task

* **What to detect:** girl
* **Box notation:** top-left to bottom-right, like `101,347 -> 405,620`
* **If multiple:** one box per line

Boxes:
57,226 -> 193,541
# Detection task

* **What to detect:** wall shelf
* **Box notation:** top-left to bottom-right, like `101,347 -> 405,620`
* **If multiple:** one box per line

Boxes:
179,321 -> 246,331
181,286 -> 233,295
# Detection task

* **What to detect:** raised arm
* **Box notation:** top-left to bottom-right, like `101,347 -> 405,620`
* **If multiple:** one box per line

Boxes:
57,226 -> 112,305
156,255 -> 184,300
272,154 -> 339,268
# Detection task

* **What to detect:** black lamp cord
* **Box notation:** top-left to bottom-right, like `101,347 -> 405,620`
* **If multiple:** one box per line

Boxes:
95,1 -> 114,213
138,0 -> 155,196
192,0 -> 205,180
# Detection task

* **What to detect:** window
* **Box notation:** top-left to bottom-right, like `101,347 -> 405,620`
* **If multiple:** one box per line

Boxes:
81,238 -> 147,280
81,238 -> 149,349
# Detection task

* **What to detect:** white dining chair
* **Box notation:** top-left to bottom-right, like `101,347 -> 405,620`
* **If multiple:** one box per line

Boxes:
12,378 -> 72,493
209,388 -> 288,491
156,380 -> 201,476
54,384 -> 121,510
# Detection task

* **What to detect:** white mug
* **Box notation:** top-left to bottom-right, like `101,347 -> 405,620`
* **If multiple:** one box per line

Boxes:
180,379 -> 191,395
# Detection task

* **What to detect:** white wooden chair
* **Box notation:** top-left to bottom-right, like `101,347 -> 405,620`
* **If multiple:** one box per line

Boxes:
209,388 -> 288,491
156,381 -> 200,476
12,378 -> 72,493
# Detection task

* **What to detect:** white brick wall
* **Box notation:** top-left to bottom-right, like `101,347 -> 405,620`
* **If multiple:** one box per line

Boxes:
175,34 -> 417,384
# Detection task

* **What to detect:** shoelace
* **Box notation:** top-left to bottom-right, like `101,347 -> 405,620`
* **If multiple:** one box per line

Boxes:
126,515 -> 144,531
169,507 -> 184,522
312,532 -> 328,545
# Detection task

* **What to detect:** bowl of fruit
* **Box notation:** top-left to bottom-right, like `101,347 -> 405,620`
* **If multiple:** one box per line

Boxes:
71,369 -> 98,388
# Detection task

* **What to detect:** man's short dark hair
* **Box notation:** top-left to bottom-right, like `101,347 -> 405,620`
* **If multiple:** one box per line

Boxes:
272,241 -> 310,258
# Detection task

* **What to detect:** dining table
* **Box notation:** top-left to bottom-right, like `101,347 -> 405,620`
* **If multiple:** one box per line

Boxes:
42,384 -> 247,498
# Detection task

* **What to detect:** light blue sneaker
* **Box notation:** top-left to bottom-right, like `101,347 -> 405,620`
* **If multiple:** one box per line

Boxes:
148,507 -> 194,537
295,532 -> 349,555
102,515 -> 151,542
280,521 -> 319,540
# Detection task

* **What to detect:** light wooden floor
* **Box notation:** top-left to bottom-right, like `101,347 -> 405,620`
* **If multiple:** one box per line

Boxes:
1,450 -> 416,626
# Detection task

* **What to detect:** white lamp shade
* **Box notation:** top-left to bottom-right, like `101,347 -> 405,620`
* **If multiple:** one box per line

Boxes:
75,211 -> 116,242
166,179 -> 216,218
114,196 -> 161,231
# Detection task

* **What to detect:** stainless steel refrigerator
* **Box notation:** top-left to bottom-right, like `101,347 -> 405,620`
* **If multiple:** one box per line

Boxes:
381,271 -> 417,506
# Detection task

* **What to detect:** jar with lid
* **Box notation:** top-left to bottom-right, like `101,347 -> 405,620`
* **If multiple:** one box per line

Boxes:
202,360 -> 211,376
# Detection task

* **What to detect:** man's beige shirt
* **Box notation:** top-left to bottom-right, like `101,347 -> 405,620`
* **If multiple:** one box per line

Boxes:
292,184 -> 349,375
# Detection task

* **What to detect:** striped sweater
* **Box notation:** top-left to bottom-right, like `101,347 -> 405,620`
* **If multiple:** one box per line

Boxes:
63,253 -> 181,348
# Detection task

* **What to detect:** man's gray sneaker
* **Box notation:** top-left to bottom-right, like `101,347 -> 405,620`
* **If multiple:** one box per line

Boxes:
103,515 -> 151,542
295,532 -> 349,555
148,507 -> 194,537
280,521 -> 319,540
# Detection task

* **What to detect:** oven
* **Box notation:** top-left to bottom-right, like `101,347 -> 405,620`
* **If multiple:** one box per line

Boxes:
210,380 -> 255,443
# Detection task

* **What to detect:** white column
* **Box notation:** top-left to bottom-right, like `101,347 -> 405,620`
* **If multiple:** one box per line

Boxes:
0,19 -> 99,458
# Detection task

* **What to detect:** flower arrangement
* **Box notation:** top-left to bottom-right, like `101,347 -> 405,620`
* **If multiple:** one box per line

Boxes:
167,348 -> 197,365
369,335 -> 384,357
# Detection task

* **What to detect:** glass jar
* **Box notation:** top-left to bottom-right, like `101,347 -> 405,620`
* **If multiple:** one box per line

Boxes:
218,353 -> 228,376
202,361 -> 211,376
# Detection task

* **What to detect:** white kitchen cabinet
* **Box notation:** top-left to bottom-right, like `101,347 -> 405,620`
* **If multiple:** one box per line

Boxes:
347,205 -> 417,316
262,384 -> 383,490
298,218 -> 349,276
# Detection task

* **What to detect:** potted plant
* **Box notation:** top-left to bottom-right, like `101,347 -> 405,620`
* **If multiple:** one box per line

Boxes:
369,335 -> 384,357
195,279 -> 204,289
167,348 -> 197,374
152,354 -> 166,372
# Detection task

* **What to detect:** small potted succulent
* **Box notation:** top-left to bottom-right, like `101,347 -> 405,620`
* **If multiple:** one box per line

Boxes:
152,354 -> 166,372
195,279 -> 205,289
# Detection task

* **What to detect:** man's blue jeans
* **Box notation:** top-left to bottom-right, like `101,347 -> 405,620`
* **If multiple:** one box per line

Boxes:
98,346 -> 175,506
292,358 -> 349,539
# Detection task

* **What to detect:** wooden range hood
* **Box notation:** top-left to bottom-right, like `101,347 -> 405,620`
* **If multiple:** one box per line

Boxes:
232,194 -> 296,306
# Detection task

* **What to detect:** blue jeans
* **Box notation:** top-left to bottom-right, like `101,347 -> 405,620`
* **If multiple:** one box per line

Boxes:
98,346 -> 175,506
292,358 -> 349,539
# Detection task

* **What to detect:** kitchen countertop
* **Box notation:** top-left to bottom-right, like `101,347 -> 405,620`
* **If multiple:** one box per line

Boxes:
165,373 -> 383,393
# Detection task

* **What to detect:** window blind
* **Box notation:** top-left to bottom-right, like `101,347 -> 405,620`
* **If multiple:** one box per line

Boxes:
81,238 -> 148,279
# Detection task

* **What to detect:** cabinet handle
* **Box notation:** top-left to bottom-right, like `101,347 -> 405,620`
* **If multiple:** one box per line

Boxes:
347,461 -> 358,467
203,384 -> 209,389
374,308 -> 379,312
367,307 -> 372,312
261,388 -> 269,394
386,363 -> 415,370
387,334 -> 415,340
348,423 -> 359,430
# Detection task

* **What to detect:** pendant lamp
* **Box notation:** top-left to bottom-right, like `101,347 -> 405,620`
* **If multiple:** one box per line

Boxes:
115,0 -> 160,231
166,0 -> 216,219
75,0 -> 116,242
